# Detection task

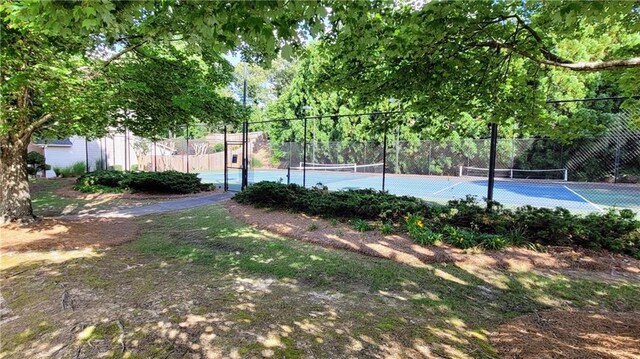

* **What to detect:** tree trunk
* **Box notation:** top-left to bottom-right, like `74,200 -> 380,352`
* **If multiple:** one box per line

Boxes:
0,137 -> 35,223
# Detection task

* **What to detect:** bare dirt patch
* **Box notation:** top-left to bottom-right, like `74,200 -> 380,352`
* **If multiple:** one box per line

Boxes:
492,310 -> 640,359
225,202 -> 640,277
0,218 -> 138,252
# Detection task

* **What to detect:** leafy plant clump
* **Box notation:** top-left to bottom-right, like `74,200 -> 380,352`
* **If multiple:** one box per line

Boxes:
54,161 -> 86,177
75,170 -> 211,194
234,182 -> 640,257
352,219 -> 372,232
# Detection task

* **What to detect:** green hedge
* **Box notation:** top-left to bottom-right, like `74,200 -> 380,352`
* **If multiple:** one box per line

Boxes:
234,182 -> 640,257
75,170 -> 210,194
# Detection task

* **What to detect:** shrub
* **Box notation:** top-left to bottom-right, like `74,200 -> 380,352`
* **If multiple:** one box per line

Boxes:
54,161 -> 86,177
307,223 -> 319,231
26,151 -> 50,175
75,170 -> 208,194
233,181 -> 640,256
213,143 -> 224,152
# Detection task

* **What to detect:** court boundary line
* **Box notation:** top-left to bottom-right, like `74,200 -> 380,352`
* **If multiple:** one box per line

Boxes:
432,181 -> 464,194
563,185 -> 604,212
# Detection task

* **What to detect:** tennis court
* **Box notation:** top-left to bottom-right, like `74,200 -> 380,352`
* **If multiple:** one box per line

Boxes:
199,168 -> 640,213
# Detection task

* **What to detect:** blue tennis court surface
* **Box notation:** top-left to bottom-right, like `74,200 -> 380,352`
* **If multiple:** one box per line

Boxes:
199,169 -> 640,213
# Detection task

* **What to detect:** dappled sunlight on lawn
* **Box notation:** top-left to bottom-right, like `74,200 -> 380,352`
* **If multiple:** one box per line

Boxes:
2,204 -> 639,358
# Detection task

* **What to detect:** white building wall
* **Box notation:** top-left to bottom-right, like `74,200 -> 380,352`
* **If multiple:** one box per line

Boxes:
40,132 -> 186,173
44,136 -> 103,172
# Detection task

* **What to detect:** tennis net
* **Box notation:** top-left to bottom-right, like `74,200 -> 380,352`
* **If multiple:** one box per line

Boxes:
292,162 -> 384,173
459,166 -> 568,181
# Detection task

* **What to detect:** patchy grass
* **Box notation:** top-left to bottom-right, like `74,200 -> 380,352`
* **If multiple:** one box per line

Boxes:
30,179 -> 86,216
1,204 -> 639,358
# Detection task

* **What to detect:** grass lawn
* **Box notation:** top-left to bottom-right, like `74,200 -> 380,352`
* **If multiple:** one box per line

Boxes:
29,178 -> 170,217
1,188 -> 639,358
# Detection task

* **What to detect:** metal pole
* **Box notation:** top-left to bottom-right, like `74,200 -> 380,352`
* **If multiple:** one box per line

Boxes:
186,124 -> 190,174
101,137 -> 105,170
427,141 -> 431,175
614,140 -> 621,183
487,123 -> 498,207
242,121 -> 248,189
85,137 -> 90,173
382,128 -> 387,191
154,140 -> 157,172
241,63 -> 248,190
287,141 -> 292,185
303,117 -> 308,187
112,135 -> 116,170
395,125 -> 400,174
224,125 -> 228,191
124,128 -> 129,171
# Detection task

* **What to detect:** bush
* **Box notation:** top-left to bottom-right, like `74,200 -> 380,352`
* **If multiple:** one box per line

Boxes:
213,143 -> 224,152
234,181 -> 640,256
26,151 -> 50,175
54,161 -> 86,177
75,170 -> 209,194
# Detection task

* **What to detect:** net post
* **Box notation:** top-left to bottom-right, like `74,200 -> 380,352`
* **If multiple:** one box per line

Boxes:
459,165 -> 463,177
510,168 -> 513,179
564,168 -> 568,182
303,117 -> 307,187
487,123 -> 498,207
382,129 -> 387,191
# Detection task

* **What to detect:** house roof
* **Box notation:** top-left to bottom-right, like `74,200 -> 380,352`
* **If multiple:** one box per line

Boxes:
32,138 -> 73,147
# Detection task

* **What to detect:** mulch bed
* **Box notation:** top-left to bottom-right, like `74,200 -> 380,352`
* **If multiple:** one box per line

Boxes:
492,310 -> 640,359
224,202 -> 640,276
1,218 -> 139,252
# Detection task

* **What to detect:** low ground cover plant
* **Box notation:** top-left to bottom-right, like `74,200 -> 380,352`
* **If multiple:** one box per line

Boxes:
234,181 -> 640,257
75,170 -> 211,194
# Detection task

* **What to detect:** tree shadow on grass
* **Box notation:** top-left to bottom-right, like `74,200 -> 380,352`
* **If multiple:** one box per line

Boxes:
2,205 -> 639,358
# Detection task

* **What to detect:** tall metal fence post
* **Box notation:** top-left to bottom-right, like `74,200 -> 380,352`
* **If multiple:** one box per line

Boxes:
395,125 -> 400,174
303,117 -> 308,187
427,141 -> 432,175
124,128 -> 129,171
287,141 -> 292,185
186,123 -> 190,174
112,135 -> 116,170
223,124 -> 228,191
101,137 -> 106,170
153,140 -> 157,172
242,120 -> 249,188
382,128 -> 387,191
613,140 -> 621,183
85,137 -> 90,173
487,123 -> 498,207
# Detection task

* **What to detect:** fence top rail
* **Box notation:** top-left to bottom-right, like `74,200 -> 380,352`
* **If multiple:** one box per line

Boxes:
248,110 -> 405,125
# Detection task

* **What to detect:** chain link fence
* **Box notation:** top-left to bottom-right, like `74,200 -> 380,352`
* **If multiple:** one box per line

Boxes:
85,104 -> 639,213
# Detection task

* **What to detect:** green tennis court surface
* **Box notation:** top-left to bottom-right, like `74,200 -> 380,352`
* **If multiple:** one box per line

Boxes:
199,169 -> 640,214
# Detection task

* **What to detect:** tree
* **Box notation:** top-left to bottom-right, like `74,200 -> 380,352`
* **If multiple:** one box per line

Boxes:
318,0 -> 640,135
1,0 -> 332,222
